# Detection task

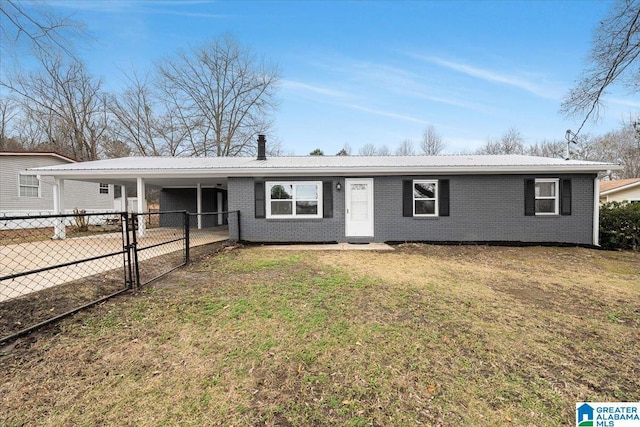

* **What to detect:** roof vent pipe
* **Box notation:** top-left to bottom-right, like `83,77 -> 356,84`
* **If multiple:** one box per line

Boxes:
257,135 -> 267,160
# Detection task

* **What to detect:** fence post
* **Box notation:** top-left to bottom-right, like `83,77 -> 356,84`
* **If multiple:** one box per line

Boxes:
123,212 -> 134,289
237,210 -> 241,241
131,213 -> 140,289
184,211 -> 190,264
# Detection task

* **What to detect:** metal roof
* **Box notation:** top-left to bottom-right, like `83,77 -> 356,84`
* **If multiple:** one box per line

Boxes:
26,154 -> 621,188
30,154 -> 619,174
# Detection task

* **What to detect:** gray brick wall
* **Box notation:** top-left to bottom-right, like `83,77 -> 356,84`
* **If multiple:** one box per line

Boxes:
159,188 -> 227,228
228,174 -> 595,245
229,177 -> 345,242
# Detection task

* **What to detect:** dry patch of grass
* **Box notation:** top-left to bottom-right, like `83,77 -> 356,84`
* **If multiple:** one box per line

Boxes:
1,245 -> 638,426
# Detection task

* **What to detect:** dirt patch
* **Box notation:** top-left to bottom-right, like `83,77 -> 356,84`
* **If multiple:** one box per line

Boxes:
1,244 -> 638,426
0,241 -> 230,341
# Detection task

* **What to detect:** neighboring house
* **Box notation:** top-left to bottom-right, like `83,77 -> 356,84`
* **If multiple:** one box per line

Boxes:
599,178 -> 640,203
0,151 -> 115,223
29,138 -> 621,245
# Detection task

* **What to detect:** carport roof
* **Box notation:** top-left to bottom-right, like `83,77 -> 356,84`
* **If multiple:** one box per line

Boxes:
28,154 -> 620,186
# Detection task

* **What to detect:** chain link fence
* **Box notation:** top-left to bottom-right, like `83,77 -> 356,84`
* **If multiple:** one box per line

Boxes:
1,212 -> 132,341
1,210 -> 238,343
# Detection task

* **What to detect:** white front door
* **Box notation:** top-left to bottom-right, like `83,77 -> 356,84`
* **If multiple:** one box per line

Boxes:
345,178 -> 374,237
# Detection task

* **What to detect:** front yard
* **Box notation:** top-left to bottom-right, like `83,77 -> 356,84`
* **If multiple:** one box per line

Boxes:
1,244 -> 639,426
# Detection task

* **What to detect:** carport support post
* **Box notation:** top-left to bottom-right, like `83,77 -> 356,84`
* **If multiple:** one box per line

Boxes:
196,182 -> 202,230
136,177 -> 146,238
120,185 -> 128,212
53,178 -> 66,239
120,185 -> 128,235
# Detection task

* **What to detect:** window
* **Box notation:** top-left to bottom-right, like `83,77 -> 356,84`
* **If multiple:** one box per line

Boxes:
266,181 -> 322,218
403,179 -> 449,217
534,178 -> 559,215
19,174 -> 39,198
413,180 -> 438,216
99,183 -> 109,194
525,178 -> 570,216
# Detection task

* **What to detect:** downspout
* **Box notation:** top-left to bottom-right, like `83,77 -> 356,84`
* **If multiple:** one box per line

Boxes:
197,182 -> 202,230
592,173 -> 606,246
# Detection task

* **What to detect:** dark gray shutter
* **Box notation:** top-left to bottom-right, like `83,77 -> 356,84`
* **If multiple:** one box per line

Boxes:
255,181 -> 265,218
560,179 -> 572,216
439,179 -> 450,217
323,181 -> 333,218
524,179 -> 535,216
403,180 -> 413,217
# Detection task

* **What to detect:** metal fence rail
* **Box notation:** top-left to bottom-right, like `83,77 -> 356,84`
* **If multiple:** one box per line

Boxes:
0,210 -> 238,343
132,211 -> 188,286
0,212 -> 132,341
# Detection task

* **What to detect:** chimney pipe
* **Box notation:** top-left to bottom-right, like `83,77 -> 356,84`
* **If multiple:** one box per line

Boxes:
257,135 -> 266,160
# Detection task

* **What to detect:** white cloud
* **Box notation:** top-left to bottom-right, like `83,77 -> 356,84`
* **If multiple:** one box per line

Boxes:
408,53 -> 558,100
608,97 -> 640,108
346,104 -> 430,125
281,80 -> 349,98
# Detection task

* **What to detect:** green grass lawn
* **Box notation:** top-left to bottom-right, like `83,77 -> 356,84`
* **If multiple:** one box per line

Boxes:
1,244 -> 639,426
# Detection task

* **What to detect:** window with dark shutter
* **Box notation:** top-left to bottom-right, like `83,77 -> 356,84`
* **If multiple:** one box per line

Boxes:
524,179 -> 535,216
255,181 -> 265,218
439,179 -> 450,217
323,181 -> 333,218
403,180 -> 413,217
560,179 -> 572,215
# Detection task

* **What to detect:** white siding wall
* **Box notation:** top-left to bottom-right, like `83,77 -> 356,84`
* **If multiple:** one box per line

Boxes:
600,186 -> 640,203
0,155 -> 114,215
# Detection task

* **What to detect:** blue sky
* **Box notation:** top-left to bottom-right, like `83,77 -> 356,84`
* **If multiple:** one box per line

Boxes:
14,1 -> 640,155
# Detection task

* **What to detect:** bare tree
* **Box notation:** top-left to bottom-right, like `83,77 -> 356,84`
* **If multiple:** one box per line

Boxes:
576,123 -> 640,178
420,125 -> 445,155
395,139 -> 416,156
336,142 -> 351,156
2,52 -> 107,160
527,139 -> 566,158
101,138 -> 132,158
14,108 -> 44,149
0,0 -> 83,59
0,96 -> 20,149
358,143 -> 378,156
476,127 -> 526,155
156,34 -> 280,157
378,144 -> 391,156
561,0 -> 640,134
109,69 -> 164,156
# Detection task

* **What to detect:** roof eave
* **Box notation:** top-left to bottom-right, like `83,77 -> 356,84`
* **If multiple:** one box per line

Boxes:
28,164 -> 620,179
600,181 -> 640,195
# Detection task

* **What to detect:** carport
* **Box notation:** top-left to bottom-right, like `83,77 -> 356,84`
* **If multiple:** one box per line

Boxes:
29,157 -> 232,239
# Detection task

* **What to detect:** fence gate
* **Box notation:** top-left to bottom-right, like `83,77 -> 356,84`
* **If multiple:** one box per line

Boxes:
130,211 -> 188,286
0,212 -> 133,342
1,210 -> 236,343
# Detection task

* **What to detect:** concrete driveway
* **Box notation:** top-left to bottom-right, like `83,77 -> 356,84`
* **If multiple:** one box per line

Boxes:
0,228 -> 228,302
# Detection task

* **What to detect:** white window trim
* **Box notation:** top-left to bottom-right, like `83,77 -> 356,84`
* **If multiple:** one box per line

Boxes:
413,179 -> 439,217
266,181 -> 323,219
99,183 -> 109,194
535,178 -> 559,216
18,174 -> 40,198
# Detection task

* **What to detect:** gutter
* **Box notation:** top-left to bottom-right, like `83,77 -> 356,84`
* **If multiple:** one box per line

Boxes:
28,165 -> 622,179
